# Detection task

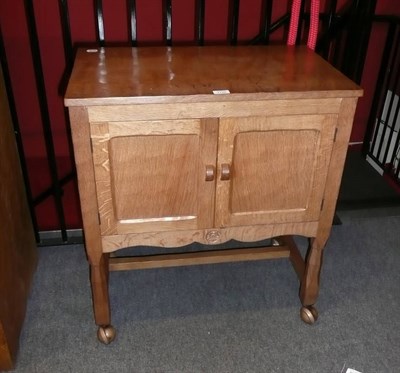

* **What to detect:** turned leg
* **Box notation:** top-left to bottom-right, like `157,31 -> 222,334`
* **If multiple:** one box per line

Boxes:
299,237 -> 327,324
90,253 -> 116,344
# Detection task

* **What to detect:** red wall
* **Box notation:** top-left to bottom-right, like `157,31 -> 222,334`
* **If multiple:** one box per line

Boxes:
0,0 -> 398,230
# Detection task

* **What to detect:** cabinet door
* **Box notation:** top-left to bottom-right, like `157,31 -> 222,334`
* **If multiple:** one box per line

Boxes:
215,114 -> 337,227
91,118 -> 218,235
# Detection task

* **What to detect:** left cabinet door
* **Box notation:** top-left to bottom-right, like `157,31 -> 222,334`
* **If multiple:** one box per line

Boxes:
91,118 -> 218,235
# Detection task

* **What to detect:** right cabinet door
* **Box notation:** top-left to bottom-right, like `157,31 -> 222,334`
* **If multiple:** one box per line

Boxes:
215,114 -> 338,228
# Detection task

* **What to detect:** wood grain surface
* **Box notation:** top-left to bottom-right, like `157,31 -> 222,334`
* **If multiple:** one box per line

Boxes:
65,46 -> 362,106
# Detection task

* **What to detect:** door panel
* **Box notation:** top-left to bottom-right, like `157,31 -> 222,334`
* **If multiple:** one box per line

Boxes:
216,114 -> 337,227
230,130 -> 319,212
91,118 -> 218,235
110,134 -> 199,220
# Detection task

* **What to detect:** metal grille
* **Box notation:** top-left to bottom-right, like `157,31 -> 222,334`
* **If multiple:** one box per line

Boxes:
364,17 -> 400,184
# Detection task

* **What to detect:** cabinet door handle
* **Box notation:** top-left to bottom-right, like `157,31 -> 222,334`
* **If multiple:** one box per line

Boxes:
205,165 -> 215,181
220,163 -> 231,180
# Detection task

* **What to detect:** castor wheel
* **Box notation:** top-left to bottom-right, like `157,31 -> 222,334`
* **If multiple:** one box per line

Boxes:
300,306 -> 319,324
97,325 -> 116,344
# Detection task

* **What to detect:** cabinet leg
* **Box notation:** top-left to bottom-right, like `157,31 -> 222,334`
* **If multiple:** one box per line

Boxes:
299,237 -> 326,324
90,254 -> 116,344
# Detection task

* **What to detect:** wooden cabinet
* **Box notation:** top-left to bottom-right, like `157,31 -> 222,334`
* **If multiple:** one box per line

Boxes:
65,46 -> 362,343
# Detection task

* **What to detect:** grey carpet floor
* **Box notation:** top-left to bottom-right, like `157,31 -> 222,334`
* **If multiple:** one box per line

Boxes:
12,214 -> 400,373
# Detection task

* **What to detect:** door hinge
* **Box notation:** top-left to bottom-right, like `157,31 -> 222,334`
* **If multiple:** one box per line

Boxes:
97,212 -> 101,225
90,137 -> 94,153
333,128 -> 338,142
320,199 -> 325,211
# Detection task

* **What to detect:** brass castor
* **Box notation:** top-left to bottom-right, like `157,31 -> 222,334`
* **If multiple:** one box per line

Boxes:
300,306 -> 319,324
97,325 -> 116,344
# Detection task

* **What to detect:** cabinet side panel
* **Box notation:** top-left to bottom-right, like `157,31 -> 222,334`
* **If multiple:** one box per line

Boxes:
91,122 -> 115,235
69,107 -> 103,262
316,97 -> 359,244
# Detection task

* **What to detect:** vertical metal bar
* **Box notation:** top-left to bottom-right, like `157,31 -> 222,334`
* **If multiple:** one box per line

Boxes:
389,30 -> 400,171
354,0 -> 377,84
127,0 -> 137,46
375,83 -> 396,165
196,0 -> 205,46
58,0 -> 75,99
164,0 -> 172,46
94,0 -> 105,46
327,0 -> 338,30
331,32 -> 344,68
363,22 -> 396,157
388,97 -> 400,170
228,0 -> 240,45
320,0 -> 337,58
380,28 -> 400,166
395,117 -> 400,178
341,0 -> 359,78
260,0 -> 273,44
0,27 -> 40,242
58,0 -> 73,64
342,0 -> 377,83
58,0 -> 78,232
23,0 -> 68,242
315,1 -> 351,60
396,149 -> 400,180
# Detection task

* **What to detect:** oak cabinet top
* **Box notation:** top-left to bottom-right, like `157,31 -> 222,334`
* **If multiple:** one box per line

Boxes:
64,45 -> 362,106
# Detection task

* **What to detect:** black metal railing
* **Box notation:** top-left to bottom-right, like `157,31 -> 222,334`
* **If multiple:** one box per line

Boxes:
0,29 -> 40,242
0,0 -> 384,245
363,16 -> 400,185
24,0 -> 70,242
